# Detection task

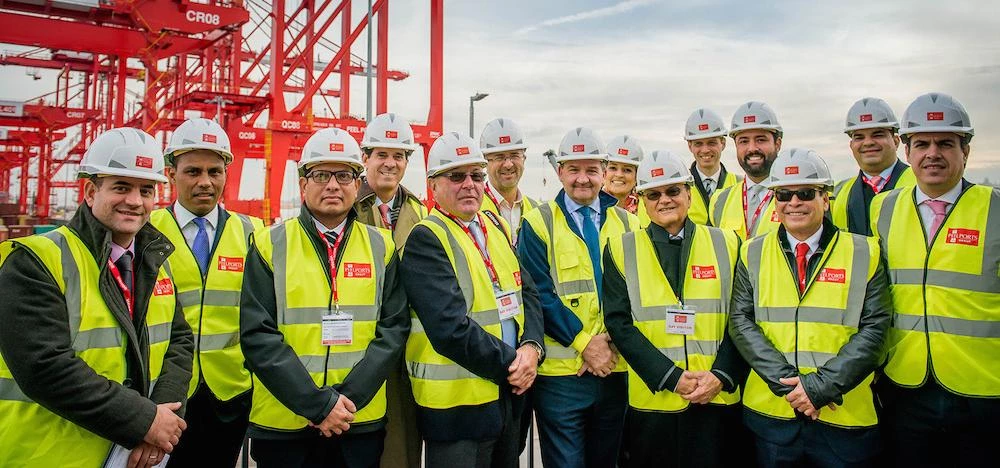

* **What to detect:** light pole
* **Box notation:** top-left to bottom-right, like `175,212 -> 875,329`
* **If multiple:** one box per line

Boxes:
469,92 -> 489,137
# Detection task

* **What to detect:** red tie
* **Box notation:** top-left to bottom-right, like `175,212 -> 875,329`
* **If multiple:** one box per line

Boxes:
795,243 -> 810,294
864,175 -> 884,193
378,204 -> 393,229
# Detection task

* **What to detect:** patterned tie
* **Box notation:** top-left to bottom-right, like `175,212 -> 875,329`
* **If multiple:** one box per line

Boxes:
747,185 -> 764,230
378,203 -> 393,229
577,206 -> 602,297
704,178 -> 715,196
795,243 -> 810,294
864,175 -> 884,193
114,251 -> 134,317
192,217 -> 211,273
324,230 -> 340,247
923,199 -> 949,244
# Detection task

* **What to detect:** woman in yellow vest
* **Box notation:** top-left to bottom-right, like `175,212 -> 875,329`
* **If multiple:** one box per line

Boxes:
603,134 -> 644,217
0,128 -> 193,467
728,148 -> 891,468
603,150 -> 747,467
239,128 -> 409,467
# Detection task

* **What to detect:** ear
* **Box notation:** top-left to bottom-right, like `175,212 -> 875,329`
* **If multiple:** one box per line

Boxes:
166,167 -> 178,185
83,179 -> 98,207
299,177 -> 308,193
719,138 -> 727,151
774,136 -> 782,152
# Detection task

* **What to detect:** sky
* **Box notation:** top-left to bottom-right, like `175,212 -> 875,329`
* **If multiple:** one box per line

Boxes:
2,0 -> 999,210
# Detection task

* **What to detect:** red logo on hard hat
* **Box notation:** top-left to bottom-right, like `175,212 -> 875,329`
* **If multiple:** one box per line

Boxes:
744,115 -> 756,124
153,278 -> 174,296
816,268 -> 846,284
651,168 -> 664,177
499,135 -> 511,144
691,265 -> 717,279
217,257 -> 244,272
385,130 -> 398,139
329,143 -> 344,152
785,166 -> 799,175
946,228 -> 980,246
202,133 -> 218,143
135,156 -> 153,169
618,148 -> 629,156
572,144 -> 585,152
456,147 -> 471,156
859,114 -> 873,122
698,124 -> 709,131
344,263 -> 372,278
927,112 -> 944,121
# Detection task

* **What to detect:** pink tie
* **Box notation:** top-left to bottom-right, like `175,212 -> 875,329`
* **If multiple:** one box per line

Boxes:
865,175 -> 883,193
378,204 -> 392,229
923,199 -> 949,243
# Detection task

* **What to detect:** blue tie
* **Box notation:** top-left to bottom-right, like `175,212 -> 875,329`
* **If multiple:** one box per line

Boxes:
578,206 -> 602,297
192,217 -> 211,273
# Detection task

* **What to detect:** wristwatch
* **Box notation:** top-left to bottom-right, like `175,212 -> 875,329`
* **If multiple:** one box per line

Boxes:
523,341 -> 544,363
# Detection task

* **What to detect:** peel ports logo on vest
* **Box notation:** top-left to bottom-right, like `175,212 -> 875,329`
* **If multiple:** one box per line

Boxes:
344,263 -> 372,278
945,228 -> 980,246
691,265 -> 717,279
154,278 -> 175,296
217,256 -> 245,272
513,271 -> 522,286
815,268 -> 846,284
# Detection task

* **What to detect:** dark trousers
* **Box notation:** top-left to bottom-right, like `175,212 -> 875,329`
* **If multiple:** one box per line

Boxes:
752,418 -> 879,468
166,386 -> 250,468
250,429 -> 385,468
534,372 -> 627,468
620,403 -> 748,468
379,363 -> 421,468
423,395 -> 522,468
879,379 -> 998,468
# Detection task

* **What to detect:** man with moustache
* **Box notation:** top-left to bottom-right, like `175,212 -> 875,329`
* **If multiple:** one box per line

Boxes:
0,128 -> 193,468
870,93 -> 999,467
729,149 -> 891,467
709,101 -> 783,239
603,150 -> 746,467
149,118 -> 264,467
240,128 -> 409,467
352,112 -> 426,468
401,132 -> 544,467
480,118 -> 539,240
519,127 -> 640,468
684,108 -> 741,225
831,98 -> 915,235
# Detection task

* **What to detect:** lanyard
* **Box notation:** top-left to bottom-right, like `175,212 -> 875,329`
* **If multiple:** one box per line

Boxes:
862,173 -> 890,193
624,193 -> 639,214
438,207 -> 501,287
318,228 -> 346,311
107,259 -> 134,317
484,185 -> 504,213
742,180 -> 773,235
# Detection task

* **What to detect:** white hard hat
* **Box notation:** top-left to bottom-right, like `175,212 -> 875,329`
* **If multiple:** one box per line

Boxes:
606,135 -> 643,166
426,132 -> 488,178
898,92 -> 974,141
556,127 -> 609,164
79,127 -> 168,183
765,148 -> 833,190
361,113 -> 418,152
635,150 -> 693,193
730,101 -> 783,138
480,118 -> 528,155
844,97 -> 898,134
298,128 -> 365,175
684,108 -> 728,140
164,118 -> 234,166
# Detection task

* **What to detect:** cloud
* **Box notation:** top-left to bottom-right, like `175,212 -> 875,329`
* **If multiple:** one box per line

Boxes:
514,0 -> 659,36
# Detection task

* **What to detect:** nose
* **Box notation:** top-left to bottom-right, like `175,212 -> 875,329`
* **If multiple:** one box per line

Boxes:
124,187 -> 143,206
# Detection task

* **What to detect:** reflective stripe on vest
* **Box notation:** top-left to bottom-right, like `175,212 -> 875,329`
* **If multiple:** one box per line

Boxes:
405,210 -> 525,409
526,201 -> 638,376
742,229 -> 880,428
0,227 -> 175,467
709,185 -> 780,240
872,185 -> 1000,396
249,219 -> 391,430
690,171 -> 739,226
831,168 -> 917,232
611,225 -> 741,412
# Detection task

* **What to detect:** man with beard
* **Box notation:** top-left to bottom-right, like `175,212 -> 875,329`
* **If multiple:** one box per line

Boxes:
708,101 -> 783,239
831,98 -> 915,235
480,118 -> 539,240
150,118 -> 264,467
684,108 -> 741,225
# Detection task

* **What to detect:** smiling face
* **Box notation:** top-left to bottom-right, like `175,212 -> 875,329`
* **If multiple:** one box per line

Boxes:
363,147 -> 409,196
603,161 -> 637,199
485,149 -> 526,193
775,184 -> 828,240
687,136 -> 726,174
167,149 -> 227,217
642,183 -> 691,233
849,127 -> 900,174
558,159 -> 606,206
906,132 -> 969,198
299,162 -> 360,227
734,129 -> 781,181
85,175 -> 157,246
429,163 -> 486,221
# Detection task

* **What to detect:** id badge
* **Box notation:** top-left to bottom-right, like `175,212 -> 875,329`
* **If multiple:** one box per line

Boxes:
665,305 -> 696,335
322,314 -> 353,345
496,291 -> 520,321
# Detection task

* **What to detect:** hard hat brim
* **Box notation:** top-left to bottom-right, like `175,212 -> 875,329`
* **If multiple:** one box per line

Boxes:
843,122 -> 900,134
729,126 -> 783,138
481,143 -> 528,155
78,164 -> 169,183
164,147 -> 235,166
606,155 -> 641,166
427,159 -> 488,178
555,154 -> 610,164
361,141 -> 419,152
764,178 -> 833,190
898,126 -> 974,137
636,177 -> 693,193
684,130 -> 728,141
299,158 -> 365,174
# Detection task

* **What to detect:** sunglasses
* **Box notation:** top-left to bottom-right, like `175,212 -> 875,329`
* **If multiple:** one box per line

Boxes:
773,188 -> 823,202
438,171 -> 487,183
306,170 -> 357,185
642,185 -> 686,201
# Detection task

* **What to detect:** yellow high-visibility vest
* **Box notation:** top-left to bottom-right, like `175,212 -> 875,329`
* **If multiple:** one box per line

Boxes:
708,182 -> 780,240
690,171 -> 740,226
870,185 -> 1000,396
831,167 -> 915,231
0,228 -> 175,466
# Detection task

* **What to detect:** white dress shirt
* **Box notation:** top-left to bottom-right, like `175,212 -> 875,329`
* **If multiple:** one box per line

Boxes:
486,181 -> 524,235
789,225 -> 824,261
174,203 -> 219,251
697,167 -> 722,194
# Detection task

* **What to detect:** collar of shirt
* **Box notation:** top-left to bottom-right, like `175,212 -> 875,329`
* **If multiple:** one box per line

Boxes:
861,161 -> 897,181
174,202 -> 219,231
914,181 -> 963,207
110,240 -> 135,263
696,166 -> 722,183
744,178 -> 765,192
486,181 -> 523,209
373,192 -> 397,209
562,192 -> 601,228
789,225 -> 824,259
312,217 -> 347,238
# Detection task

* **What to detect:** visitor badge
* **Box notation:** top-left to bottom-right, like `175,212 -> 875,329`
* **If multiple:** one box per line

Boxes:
496,291 -> 520,321
322,314 -> 353,345
665,305 -> 696,335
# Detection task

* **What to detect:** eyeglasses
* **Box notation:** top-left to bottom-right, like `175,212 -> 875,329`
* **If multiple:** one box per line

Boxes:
437,171 -> 487,183
773,188 -> 823,202
305,170 -> 357,185
485,154 -> 525,164
642,185 -> 686,201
